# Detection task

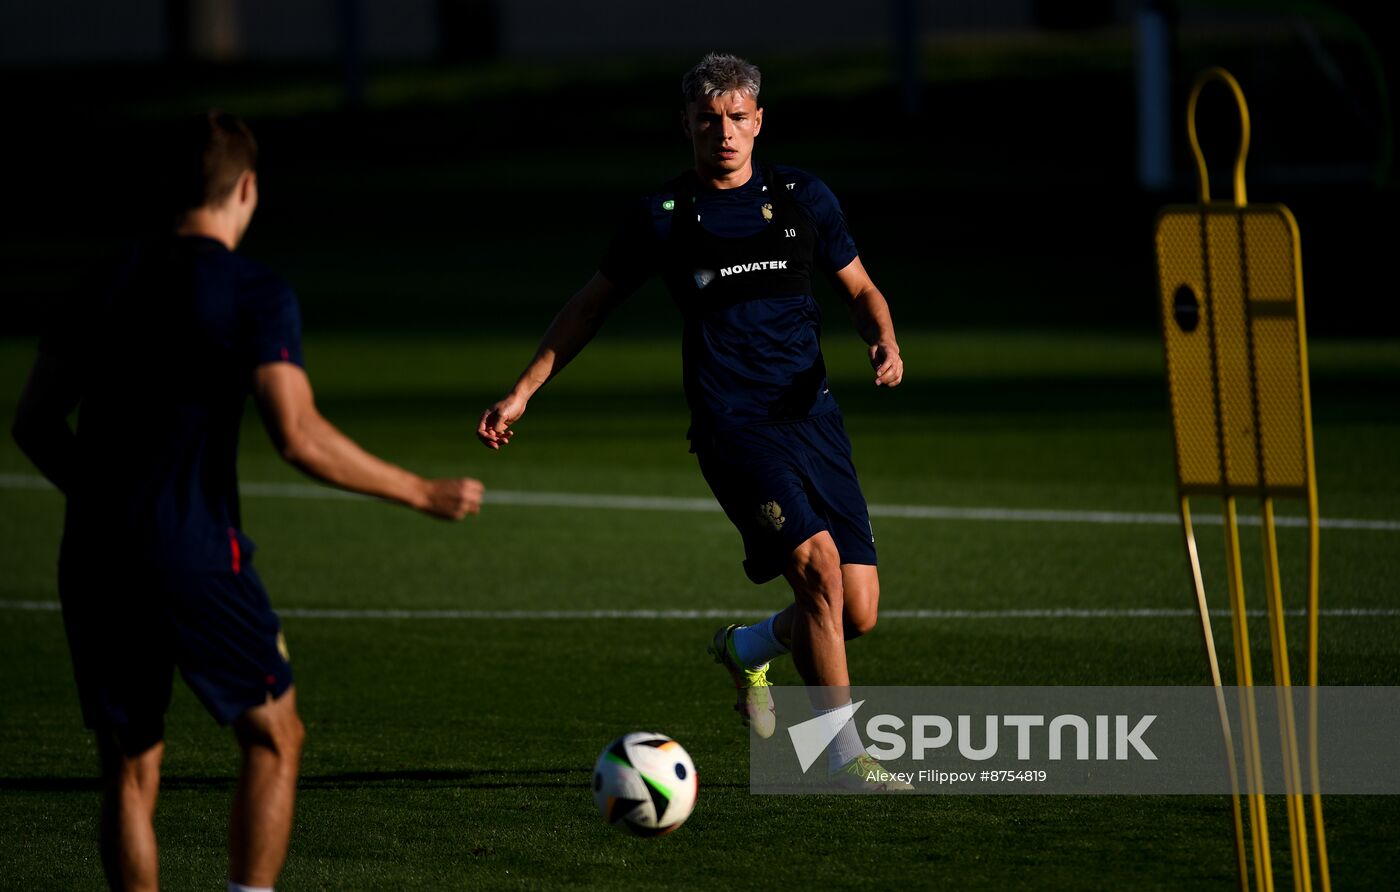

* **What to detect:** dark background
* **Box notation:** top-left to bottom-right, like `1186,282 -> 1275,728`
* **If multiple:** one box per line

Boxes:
2,0 -> 1395,339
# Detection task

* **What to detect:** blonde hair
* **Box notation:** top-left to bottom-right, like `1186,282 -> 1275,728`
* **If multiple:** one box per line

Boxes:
681,52 -> 761,104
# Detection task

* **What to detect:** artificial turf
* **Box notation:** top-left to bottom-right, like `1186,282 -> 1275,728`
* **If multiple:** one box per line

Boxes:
1,330 -> 1397,889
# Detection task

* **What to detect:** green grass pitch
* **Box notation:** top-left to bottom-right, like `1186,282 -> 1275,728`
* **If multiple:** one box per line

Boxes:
1,330 -> 1397,888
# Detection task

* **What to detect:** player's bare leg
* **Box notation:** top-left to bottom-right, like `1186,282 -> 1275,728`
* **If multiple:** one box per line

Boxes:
98,736 -> 164,892
838,564 -> 879,639
769,543 -> 905,787
773,562 -> 879,646
780,531 -> 850,688
713,541 -> 882,739
709,531 -> 857,737
230,685 -> 304,889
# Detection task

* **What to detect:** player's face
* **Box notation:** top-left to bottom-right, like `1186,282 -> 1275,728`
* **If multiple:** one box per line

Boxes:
684,91 -> 763,182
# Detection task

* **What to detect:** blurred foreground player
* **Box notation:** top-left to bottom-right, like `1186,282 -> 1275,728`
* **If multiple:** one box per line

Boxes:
477,54 -> 907,789
12,111 -> 483,891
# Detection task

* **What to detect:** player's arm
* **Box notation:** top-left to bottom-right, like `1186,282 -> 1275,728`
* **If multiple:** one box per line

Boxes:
832,257 -> 904,388
477,272 -> 626,449
253,362 -> 482,519
12,351 -> 83,494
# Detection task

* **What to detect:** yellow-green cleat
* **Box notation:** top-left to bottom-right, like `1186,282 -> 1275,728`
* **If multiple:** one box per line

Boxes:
830,753 -> 915,792
707,624 -> 776,739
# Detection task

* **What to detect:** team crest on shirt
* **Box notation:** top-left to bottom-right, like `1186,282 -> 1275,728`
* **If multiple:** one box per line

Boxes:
756,501 -> 786,532
761,202 -> 773,222
693,268 -> 717,289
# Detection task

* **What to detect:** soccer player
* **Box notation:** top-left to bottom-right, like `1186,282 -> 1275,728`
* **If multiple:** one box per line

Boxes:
477,54 -> 907,789
12,111 -> 484,892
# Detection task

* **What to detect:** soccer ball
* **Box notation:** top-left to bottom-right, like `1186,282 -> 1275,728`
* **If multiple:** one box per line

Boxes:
592,732 -> 698,836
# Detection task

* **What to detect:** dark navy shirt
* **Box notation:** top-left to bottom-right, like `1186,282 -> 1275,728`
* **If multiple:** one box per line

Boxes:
42,235 -> 304,571
600,163 -> 857,433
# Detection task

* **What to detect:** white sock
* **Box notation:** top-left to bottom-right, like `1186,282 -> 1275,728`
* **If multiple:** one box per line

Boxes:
731,614 -> 789,668
815,701 -> 868,773
229,883 -> 274,892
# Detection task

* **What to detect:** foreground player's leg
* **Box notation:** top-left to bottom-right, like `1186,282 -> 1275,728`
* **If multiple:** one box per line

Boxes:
230,686 -> 304,890
782,532 -> 850,686
98,736 -> 164,892
728,612 -> 789,666
767,561 -> 880,648
724,548 -> 881,692
779,543 -> 907,790
708,624 -> 777,738
708,533 -> 859,739
837,563 -> 879,639
780,534 -> 864,774
823,562 -> 910,788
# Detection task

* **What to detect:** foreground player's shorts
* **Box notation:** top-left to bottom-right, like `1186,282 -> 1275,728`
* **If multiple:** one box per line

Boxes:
694,409 -> 878,584
58,558 -> 294,753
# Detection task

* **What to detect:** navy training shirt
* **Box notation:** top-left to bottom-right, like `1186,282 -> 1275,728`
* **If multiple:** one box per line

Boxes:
599,163 -> 857,434
42,235 -> 304,572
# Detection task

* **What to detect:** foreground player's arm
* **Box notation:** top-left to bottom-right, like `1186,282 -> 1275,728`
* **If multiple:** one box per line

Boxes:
833,257 -> 903,388
12,351 -> 82,494
477,272 -> 626,449
254,362 -> 482,519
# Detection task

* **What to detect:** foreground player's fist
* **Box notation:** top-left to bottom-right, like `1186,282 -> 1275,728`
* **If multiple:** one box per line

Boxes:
419,477 -> 484,519
477,394 -> 527,449
869,341 -> 903,388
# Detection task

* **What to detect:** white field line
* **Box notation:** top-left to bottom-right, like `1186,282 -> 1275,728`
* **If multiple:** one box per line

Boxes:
1,473 -> 1397,532
2,601 -> 1397,621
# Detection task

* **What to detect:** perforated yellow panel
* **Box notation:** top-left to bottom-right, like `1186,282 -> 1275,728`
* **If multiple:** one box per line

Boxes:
1156,213 -> 1220,486
1155,204 -> 1309,496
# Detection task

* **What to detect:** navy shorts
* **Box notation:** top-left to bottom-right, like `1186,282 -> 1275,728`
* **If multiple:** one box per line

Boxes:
694,409 -> 877,584
58,558 -> 293,753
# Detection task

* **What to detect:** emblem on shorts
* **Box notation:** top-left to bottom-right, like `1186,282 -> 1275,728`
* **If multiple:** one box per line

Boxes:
761,202 -> 773,222
757,500 -> 786,532
277,631 -> 291,663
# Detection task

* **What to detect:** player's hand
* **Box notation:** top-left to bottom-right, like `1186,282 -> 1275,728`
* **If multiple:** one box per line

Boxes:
418,477 -> 484,519
869,341 -> 903,387
477,394 -> 527,450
